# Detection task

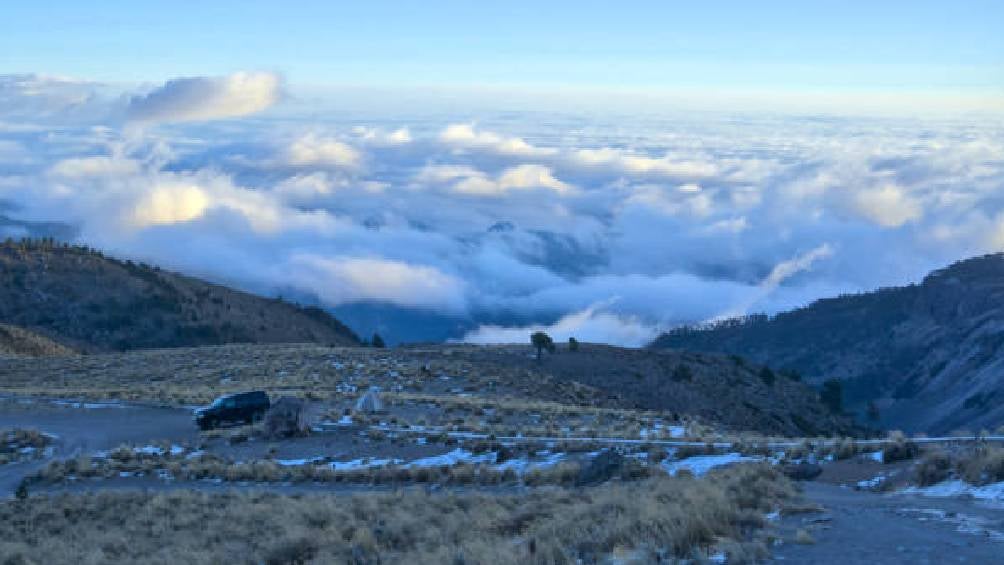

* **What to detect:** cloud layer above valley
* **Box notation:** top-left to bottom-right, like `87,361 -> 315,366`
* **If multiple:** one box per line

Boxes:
2,72 -> 1003,344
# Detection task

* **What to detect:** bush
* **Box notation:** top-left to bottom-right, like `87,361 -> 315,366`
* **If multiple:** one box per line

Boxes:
957,447 -> 1004,486
881,431 -> 919,463
914,450 -> 952,486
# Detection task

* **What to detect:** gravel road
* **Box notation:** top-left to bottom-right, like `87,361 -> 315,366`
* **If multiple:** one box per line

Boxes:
770,482 -> 1004,564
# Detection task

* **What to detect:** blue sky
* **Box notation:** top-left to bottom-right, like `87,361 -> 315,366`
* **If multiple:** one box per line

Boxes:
3,0 -> 1002,97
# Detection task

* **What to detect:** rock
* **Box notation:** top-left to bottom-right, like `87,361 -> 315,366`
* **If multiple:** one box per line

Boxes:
264,396 -> 308,438
576,449 -> 625,486
781,462 -> 823,481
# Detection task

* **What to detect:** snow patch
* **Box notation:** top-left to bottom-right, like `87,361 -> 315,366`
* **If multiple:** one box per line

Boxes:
661,453 -> 761,476
902,480 -> 1004,503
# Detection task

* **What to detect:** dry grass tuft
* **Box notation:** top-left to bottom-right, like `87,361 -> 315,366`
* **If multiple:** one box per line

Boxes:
3,464 -> 794,564
881,431 -> 919,463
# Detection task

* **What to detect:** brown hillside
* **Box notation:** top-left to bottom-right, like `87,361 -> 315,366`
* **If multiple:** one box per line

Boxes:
0,239 -> 359,352
0,323 -> 75,357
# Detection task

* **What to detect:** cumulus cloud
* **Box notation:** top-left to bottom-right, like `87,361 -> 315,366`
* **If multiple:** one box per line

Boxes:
285,134 -> 362,168
2,91 -> 1003,346
439,123 -> 557,157
126,72 -> 281,123
852,184 -> 923,227
287,254 -> 466,313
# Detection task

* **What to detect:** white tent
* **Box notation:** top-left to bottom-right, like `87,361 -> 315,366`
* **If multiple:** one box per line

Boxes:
355,387 -> 384,413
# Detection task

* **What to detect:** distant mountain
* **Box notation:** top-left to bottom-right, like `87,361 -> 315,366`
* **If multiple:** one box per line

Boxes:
653,253 -> 1004,433
0,239 -> 359,352
0,323 -> 75,357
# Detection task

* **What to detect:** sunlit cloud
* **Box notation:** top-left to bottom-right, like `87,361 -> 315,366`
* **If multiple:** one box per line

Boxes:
126,72 -> 281,123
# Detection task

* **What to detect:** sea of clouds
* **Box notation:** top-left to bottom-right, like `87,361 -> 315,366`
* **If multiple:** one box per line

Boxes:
1,72 -> 1002,345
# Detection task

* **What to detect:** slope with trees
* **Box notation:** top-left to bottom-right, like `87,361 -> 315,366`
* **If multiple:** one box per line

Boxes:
0,239 -> 359,352
653,253 -> 1004,433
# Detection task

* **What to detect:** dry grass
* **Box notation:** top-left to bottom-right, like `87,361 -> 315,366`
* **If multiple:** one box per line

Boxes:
1,428 -> 51,465
3,464 -> 794,564
956,446 -> 1004,486
913,450 -> 953,486
28,447 -> 620,489
0,323 -> 75,358
0,344 -> 616,409
907,445 -> 1004,488
881,431 -> 920,463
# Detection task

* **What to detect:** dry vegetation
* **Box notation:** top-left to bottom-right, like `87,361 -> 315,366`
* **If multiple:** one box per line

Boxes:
0,323 -> 75,358
26,441 -> 656,489
3,464 -> 796,564
0,343 -> 613,408
1,428 -> 52,465
914,445 -> 1004,487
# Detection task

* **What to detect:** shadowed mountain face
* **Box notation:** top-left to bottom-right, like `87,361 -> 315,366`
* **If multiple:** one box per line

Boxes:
0,240 -> 359,352
653,253 -> 1004,434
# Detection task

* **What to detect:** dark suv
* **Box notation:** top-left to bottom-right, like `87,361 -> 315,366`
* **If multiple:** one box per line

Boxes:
194,391 -> 270,430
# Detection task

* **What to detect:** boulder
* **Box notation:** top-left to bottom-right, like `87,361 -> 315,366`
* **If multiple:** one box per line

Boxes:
264,396 -> 308,437
781,462 -> 823,481
575,449 -> 626,486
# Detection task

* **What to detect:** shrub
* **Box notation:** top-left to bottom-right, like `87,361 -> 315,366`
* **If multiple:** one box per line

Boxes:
957,447 -> 1004,486
881,431 -> 919,463
914,450 -> 952,486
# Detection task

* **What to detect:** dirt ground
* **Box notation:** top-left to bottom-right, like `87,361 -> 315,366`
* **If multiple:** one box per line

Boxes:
770,482 -> 1004,564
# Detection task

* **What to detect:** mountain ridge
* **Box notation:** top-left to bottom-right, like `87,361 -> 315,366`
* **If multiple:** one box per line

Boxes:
0,239 -> 360,352
652,253 -> 1004,433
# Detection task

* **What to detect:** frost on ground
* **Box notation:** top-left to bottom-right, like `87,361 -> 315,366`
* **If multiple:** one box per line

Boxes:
661,453 -> 761,476
902,480 -> 1004,504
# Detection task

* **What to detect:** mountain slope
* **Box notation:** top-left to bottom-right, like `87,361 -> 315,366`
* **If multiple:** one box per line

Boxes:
0,240 -> 359,352
653,253 -> 1004,433
0,323 -> 75,357
435,343 -> 858,436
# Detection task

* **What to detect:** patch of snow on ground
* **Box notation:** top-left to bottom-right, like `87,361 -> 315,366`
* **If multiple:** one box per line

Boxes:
496,452 -> 567,474
661,453 -> 762,476
902,480 -> 1004,503
275,456 -> 326,466
856,473 -> 887,489
330,457 -> 401,471
404,448 -> 494,468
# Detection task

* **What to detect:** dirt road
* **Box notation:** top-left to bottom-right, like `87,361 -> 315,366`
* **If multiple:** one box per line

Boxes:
771,482 -> 1004,564
0,399 -> 197,496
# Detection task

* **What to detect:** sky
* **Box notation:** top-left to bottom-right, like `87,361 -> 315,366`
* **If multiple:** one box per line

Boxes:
1,3 -> 1003,345
2,2 -> 1002,105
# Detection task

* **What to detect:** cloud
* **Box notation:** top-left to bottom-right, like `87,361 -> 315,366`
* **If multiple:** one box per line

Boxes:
133,184 -> 210,226
126,72 -> 281,123
439,123 -> 557,157
287,254 -> 466,312
0,74 -> 107,122
285,134 -> 362,168
463,302 -> 660,347
852,184 -> 923,227
3,88 -> 1003,347
417,163 -> 572,196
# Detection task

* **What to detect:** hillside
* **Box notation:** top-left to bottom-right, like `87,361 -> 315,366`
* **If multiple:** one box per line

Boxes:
0,239 -> 359,352
427,343 -> 858,436
653,253 -> 1004,433
0,323 -> 75,357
